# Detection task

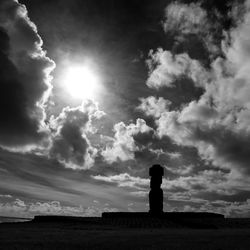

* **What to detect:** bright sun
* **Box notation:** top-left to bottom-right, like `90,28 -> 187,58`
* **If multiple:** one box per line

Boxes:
63,66 -> 99,100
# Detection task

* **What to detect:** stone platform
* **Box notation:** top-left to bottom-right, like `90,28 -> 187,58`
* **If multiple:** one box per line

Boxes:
102,212 -> 224,219
32,212 -> 224,229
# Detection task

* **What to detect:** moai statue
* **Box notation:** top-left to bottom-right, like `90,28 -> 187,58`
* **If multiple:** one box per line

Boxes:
149,164 -> 164,215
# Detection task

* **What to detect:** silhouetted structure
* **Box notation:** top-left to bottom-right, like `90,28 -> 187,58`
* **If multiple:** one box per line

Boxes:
101,163 -> 224,225
149,164 -> 164,215
32,163 -> 225,229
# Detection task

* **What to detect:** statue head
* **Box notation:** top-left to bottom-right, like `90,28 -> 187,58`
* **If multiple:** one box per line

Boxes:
149,164 -> 164,177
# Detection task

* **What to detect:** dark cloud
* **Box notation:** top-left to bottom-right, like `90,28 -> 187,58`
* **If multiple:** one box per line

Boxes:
0,0 -> 54,149
163,1 -> 246,61
163,2 -> 221,58
49,101 -> 103,169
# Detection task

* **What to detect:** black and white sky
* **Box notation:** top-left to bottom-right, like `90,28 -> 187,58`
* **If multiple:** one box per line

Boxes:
1,0 -> 250,218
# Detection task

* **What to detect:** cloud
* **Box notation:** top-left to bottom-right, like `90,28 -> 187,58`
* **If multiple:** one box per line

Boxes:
141,0 -> 250,179
162,170 -> 232,195
229,1 -> 247,27
92,170 -> 240,205
164,2 -> 208,35
165,164 -> 194,176
178,199 -> 250,217
92,170 -> 228,194
146,48 -> 209,89
0,0 -> 55,150
0,194 -> 12,198
92,173 -> 149,189
163,198 -> 250,217
137,96 -> 171,118
49,100 -> 104,169
0,198 -> 118,218
163,2 -> 220,55
101,118 -> 153,164
168,151 -> 181,159
213,199 -> 250,217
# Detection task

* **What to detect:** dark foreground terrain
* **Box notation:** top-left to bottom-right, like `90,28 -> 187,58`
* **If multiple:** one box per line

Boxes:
1,218 -> 250,250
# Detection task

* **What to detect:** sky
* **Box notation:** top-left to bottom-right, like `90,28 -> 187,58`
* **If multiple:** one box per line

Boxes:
0,0 -> 250,218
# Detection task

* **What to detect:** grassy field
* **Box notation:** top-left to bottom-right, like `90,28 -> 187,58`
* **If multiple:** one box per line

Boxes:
1,221 -> 250,250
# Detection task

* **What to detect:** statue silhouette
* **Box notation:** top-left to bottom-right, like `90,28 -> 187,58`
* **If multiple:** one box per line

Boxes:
149,164 -> 164,215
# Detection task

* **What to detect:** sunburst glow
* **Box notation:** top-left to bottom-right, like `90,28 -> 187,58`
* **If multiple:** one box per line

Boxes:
63,66 -> 99,100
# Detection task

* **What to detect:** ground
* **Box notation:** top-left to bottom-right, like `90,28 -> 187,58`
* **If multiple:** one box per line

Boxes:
1,220 -> 250,250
